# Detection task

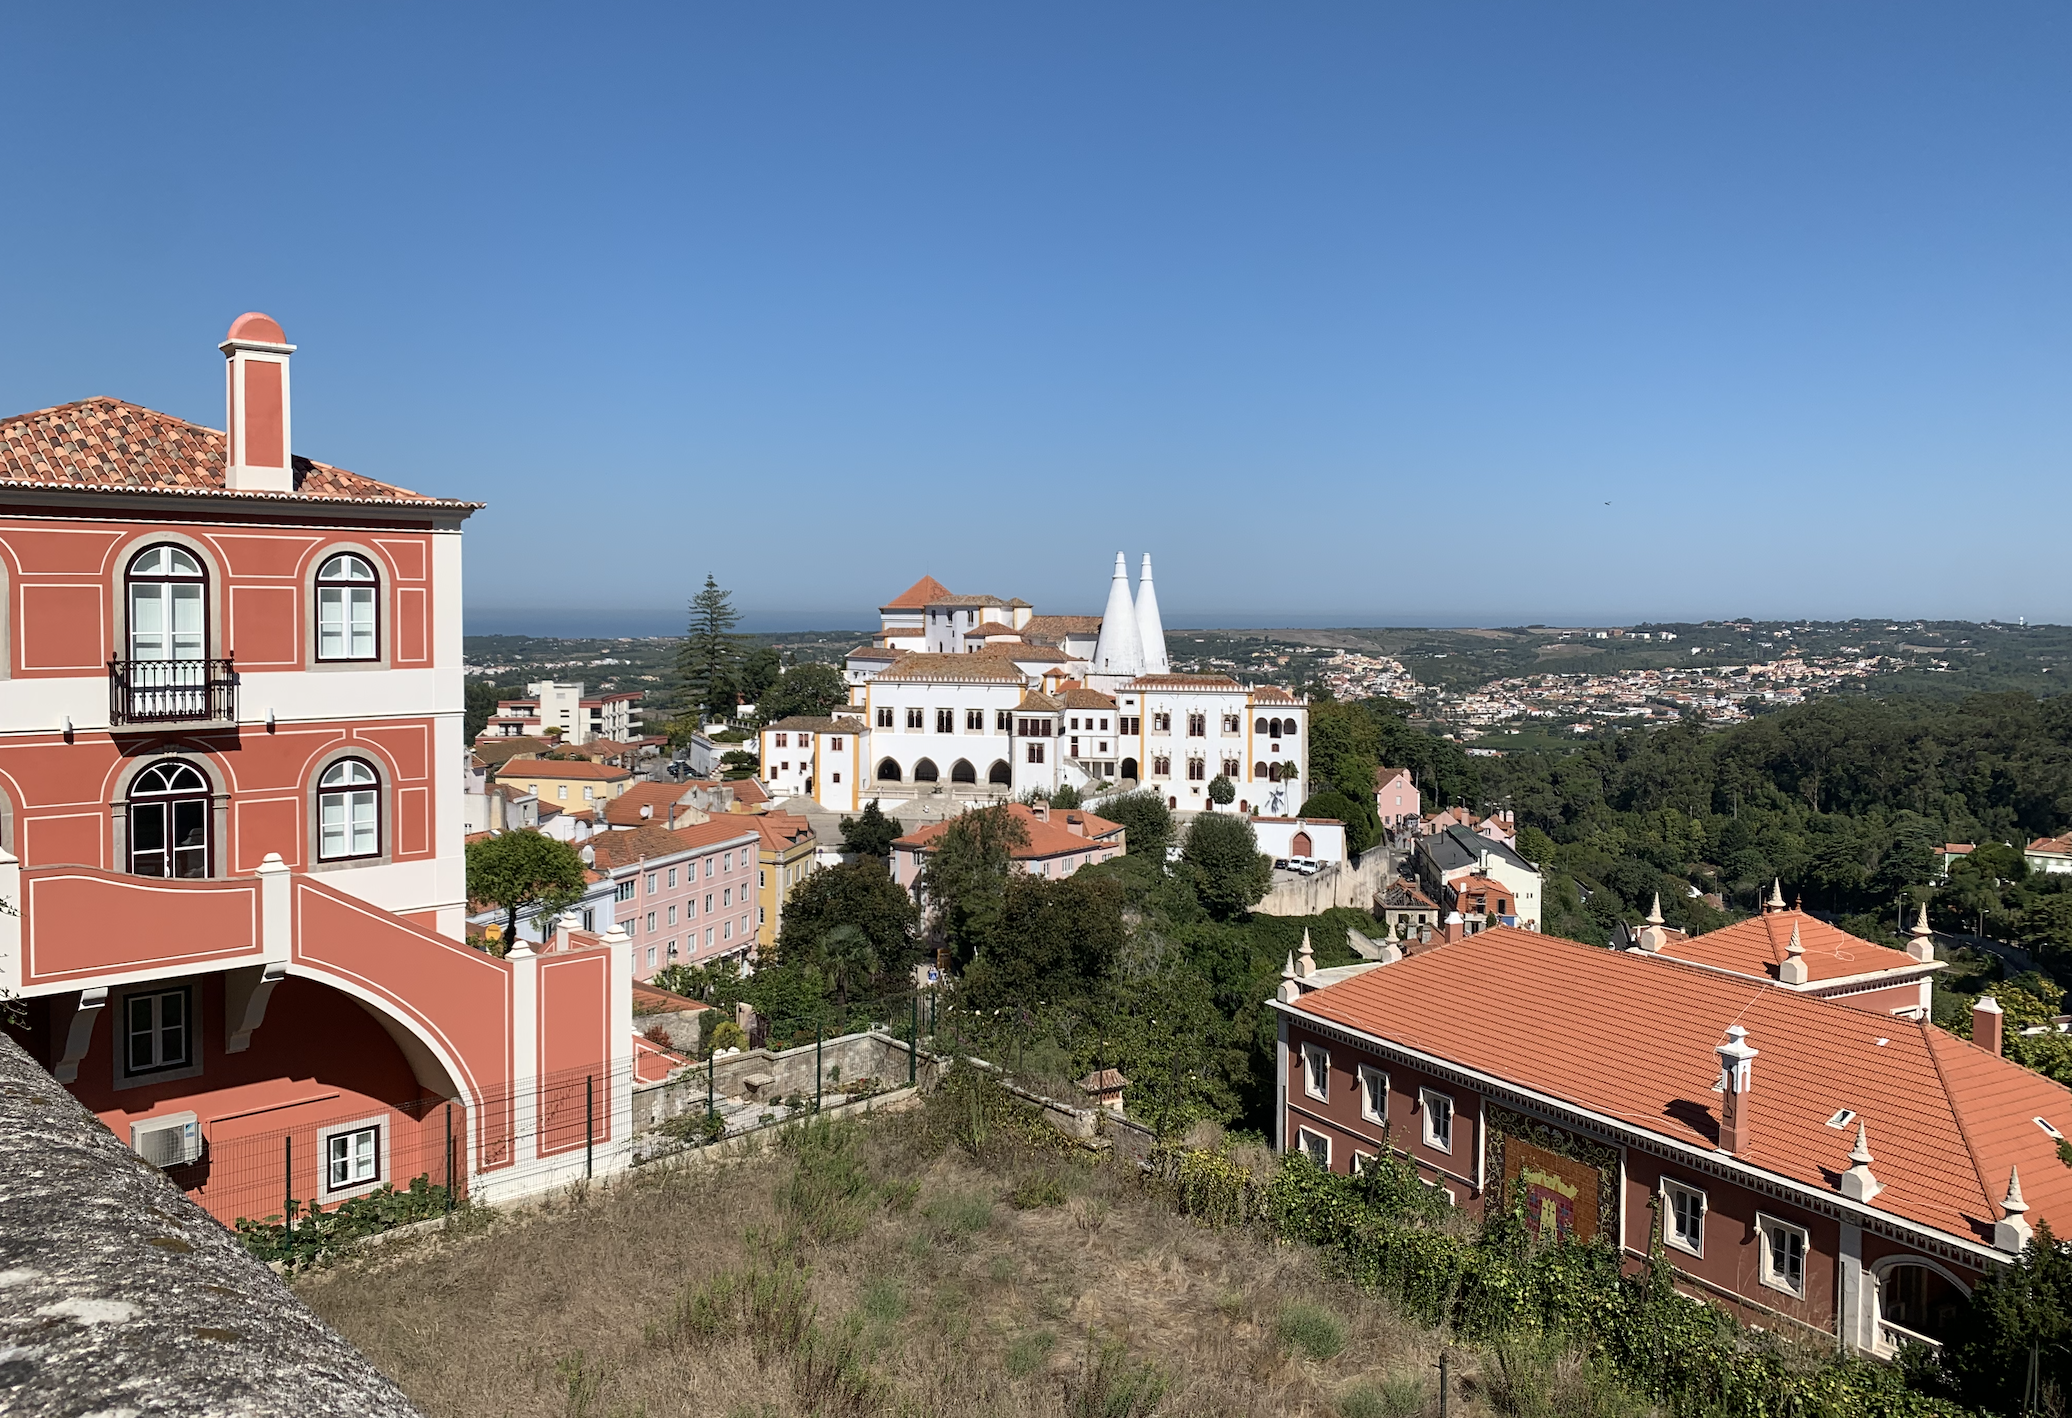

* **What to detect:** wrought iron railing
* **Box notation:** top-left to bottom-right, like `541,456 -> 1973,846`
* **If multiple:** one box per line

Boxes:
108,657 -> 238,726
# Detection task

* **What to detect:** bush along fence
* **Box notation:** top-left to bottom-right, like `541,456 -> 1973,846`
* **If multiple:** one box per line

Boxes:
1154,1143 -> 1966,1418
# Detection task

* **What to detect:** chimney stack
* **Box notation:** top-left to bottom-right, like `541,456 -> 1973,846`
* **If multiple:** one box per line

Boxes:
1974,996 -> 2005,1056
1636,894 -> 1667,952
1715,1025 -> 1758,1155
220,312 -> 295,492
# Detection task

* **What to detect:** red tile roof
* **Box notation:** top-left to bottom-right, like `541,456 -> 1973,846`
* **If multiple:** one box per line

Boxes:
874,653 -> 1028,683
0,398 -> 479,507
1022,615 -> 1104,636
1287,927 -> 2072,1249
588,818 -> 756,870
494,759 -> 633,782
748,810 -> 817,854
881,575 -> 951,610
604,781 -> 699,827
1650,909 -> 1925,985
894,802 -> 1124,861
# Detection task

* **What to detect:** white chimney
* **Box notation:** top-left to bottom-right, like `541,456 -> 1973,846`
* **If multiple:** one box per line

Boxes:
1715,1025 -> 1758,1155
220,312 -> 295,492
1090,552 -> 1145,679
1134,553 -> 1170,676
1907,903 -> 1936,963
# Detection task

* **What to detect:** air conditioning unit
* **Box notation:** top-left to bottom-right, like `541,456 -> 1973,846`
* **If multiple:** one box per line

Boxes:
131,1112 -> 202,1169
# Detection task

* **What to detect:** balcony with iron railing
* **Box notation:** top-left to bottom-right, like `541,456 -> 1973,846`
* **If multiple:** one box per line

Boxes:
108,656 -> 238,726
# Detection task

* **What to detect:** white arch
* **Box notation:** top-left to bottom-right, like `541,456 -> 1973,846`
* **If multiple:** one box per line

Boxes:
1867,1252 -> 1972,1297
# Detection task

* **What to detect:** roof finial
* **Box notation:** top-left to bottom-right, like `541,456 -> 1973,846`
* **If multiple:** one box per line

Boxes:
1281,951 -> 1296,982
1766,878 -> 1786,913
1997,1165 -> 2035,1252
1906,902 -> 1937,962
1839,1121 -> 1883,1202
1778,922 -> 1809,985
1296,928 -> 1316,978
1646,893 -> 1663,926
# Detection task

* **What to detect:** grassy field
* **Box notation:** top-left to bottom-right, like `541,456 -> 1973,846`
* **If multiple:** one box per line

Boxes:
296,1084 -> 1653,1418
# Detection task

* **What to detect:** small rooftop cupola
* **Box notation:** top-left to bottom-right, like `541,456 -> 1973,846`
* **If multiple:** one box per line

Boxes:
1777,922 -> 1810,985
1995,1166 -> 2034,1253
1974,995 -> 2005,1057
1764,878 -> 1787,914
1838,1122 -> 1883,1202
1907,903 -> 1937,963
1134,553 -> 1170,676
1714,1024 -> 1758,1155
220,312 -> 296,492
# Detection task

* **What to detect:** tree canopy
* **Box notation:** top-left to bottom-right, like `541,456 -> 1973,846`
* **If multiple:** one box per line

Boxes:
1181,812 -> 1273,921
837,799 -> 904,859
464,830 -> 588,945
757,662 -> 846,725
917,805 -> 1029,964
676,575 -> 743,722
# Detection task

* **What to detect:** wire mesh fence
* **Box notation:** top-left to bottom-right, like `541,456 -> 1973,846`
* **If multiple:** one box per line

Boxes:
196,1095 -> 468,1230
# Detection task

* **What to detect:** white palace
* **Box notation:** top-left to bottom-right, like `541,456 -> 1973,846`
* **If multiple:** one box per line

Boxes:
759,555 -> 1308,815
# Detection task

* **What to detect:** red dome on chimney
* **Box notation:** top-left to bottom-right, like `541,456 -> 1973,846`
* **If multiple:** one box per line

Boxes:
224,312 -> 287,344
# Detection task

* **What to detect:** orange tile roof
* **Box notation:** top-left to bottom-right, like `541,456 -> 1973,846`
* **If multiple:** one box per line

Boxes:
1022,615 -> 1103,636
1651,909 -> 1925,985
587,818 -> 756,870
893,802 -> 1124,860
1250,686 -> 1299,703
495,759 -> 633,782
881,575 -> 951,610
1287,927 -> 2072,1249
633,982 -> 710,1014
748,810 -> 817,854
1060,687 -> 1119,710
605,781 -> 696,826
1124,674 -> 1245,690
0,397 -> 480,507
2029,835 -> 2072,856
874,653 -> 1028,683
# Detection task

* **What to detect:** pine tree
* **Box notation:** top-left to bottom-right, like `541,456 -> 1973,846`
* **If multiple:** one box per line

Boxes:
678,575 -> 743,721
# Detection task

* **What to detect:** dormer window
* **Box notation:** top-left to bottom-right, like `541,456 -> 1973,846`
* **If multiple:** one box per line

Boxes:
315,553 -> 379,661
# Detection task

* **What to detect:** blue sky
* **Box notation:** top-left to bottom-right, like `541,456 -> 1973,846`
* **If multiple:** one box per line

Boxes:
2,4 -> 2066,632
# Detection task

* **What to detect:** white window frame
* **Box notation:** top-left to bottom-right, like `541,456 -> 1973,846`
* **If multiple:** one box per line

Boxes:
1296,1126 -> 1331,1167
317,1113 -> 390,1200
1662,1177 -> 1706,1258
1756,1212 -> 1809,1297
1419,1088 -> 1455,1153
1301,1042 -> 1329,1101
1351,1150 -> 1377,1175
113,982 -> 203,1091
1358,1065 -> 1389,1125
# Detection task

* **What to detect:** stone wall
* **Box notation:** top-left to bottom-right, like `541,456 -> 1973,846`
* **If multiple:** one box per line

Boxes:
0,1031 -> 418,1417
631,1029 -> 940,1133
1254,848 -> 1394,917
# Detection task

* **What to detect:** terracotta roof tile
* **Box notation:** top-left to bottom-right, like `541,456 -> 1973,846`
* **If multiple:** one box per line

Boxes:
1652,910 -> 1926,984
1289,927 -> 2072,1248
493,759 -> 633,782
587,818 -> 756,870
894,801 -> 1124,860
881,575 -> 951,610
874,653 -> 1027,683
0,397 -> 479,507
1124,674 -> 1246,690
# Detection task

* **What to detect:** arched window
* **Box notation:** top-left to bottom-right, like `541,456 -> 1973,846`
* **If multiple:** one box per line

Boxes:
1255,718 -> 1268,735
950,759 -> 977,784
1152,755 -> 1171,777
127,545 -> 206,662
1254,761 -> 1268,778
318,758 -> 381,860
1268,763 -> 1282,782
1120,757 -> 1138,782
316,553 -> 379,661
130,760 -> 210,878
987,759 -> 1012,785
1269,717 -> 1284,739
876,758 -> 903,782
1879,1263 -> 1966,1345
913,758 -> 940,783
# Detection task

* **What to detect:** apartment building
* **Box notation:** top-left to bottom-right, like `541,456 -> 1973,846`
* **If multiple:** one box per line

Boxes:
590,819 -> 761,979
0,314 -> 631,1221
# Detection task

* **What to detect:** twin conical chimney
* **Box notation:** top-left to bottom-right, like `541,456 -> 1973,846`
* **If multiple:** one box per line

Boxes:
1135,554 -> 1169,675
1091,553 -> 1145,677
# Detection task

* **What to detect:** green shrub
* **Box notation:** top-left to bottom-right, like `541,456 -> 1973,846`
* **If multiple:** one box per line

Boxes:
1010,1173 -> 1070,1209
1337,1375 -> 1428,1418
1006,1329 -> 1058,1378
1275,1301 -> 1347,1361
234,1173 -> 455,1269
923,1190 -> 994,1237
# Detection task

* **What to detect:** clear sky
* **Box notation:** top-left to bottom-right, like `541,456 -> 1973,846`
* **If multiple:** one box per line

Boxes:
2,4 -> 2066,632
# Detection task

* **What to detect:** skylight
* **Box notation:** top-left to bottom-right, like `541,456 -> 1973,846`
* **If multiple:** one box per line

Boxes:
1825,1109 -> 1857,1129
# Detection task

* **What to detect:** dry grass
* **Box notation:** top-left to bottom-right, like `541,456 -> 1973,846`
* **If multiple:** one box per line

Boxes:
295,1091 -> 1630,1418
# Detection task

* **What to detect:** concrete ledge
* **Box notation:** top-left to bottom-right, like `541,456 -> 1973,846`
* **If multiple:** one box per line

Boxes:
0,1030 -> 420,1417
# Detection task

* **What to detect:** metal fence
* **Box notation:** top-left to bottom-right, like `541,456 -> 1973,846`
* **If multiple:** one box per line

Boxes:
193,1096 -> 468,1229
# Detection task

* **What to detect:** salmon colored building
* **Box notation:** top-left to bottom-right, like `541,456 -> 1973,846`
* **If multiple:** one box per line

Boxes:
0,314 -> 633,1223
1274,926 -> 2065,1358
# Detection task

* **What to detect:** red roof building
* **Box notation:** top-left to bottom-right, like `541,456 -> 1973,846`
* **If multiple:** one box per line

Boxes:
1274,926 -> 2059,1357
890,802 -> 1125,894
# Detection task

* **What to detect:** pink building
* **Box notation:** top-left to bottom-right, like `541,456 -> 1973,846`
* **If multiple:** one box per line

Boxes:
0,314 -> 636,1225
591,820 -> 761,979
1375,766 -> 1420,829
